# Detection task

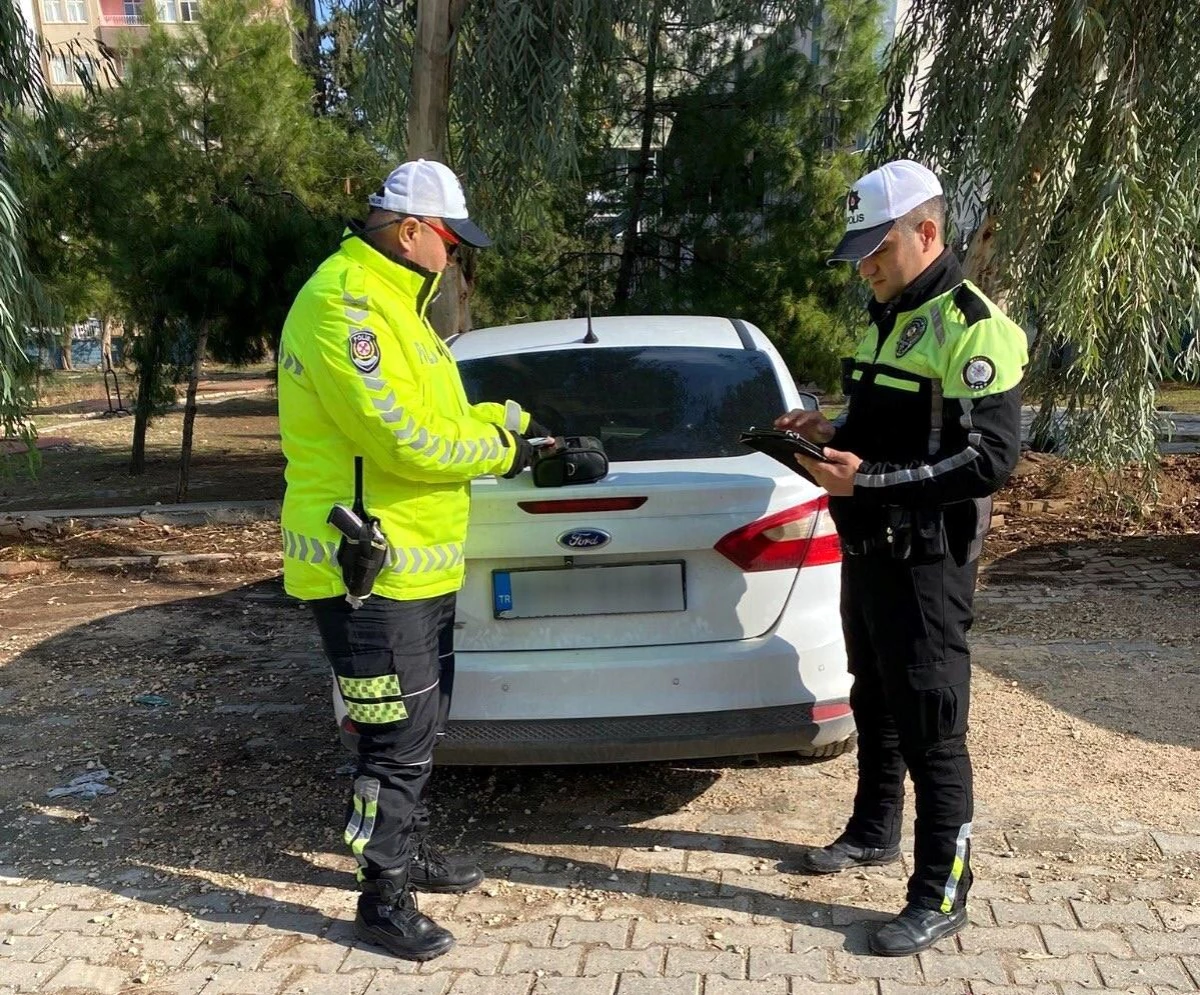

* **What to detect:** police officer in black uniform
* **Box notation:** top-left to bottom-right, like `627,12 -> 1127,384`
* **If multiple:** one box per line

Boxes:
776,160 -> 1028,956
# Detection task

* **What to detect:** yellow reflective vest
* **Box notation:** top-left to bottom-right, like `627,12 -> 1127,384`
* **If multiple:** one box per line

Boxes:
277,232 -> 528,602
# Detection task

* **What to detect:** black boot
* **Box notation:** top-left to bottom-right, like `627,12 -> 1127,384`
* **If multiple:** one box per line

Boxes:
868,903 -> 967,956
791,836 -> 901,875
355,869 -> 456,962
408,837 -> 485,894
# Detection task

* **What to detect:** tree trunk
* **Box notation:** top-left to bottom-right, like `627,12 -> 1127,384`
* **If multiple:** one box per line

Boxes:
409,0 -> 472,337
129,315 -> 165,477
99,316 -> 114,370
614,0 -> 662,309
57,328 -> 73,370
175,320 -> 209,502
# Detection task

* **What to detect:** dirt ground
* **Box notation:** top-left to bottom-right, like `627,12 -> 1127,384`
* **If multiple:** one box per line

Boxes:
0,395 -> 283,511
0,535 -> 1197,940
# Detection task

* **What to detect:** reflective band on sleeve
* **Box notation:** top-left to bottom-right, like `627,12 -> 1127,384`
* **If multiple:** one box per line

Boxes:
959,398 -> 983,447
504,399 -> 522,431
854,447 -> 980,488
940,821 -> 972,913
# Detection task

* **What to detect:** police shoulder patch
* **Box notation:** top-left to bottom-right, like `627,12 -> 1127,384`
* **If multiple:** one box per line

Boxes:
895,316 -> 927,358
348,329 -> 380,373
963,355 -> 996,390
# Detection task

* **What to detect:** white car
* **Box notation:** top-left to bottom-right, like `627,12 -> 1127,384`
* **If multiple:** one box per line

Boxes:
435,314 -> 853,764
332,315 -> 854,764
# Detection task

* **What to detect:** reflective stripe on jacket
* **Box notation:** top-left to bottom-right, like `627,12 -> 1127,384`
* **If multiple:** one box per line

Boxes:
278,232 -> 527,601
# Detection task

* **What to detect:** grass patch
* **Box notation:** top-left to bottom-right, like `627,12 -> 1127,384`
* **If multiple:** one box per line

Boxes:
1157,382 -> 1200,414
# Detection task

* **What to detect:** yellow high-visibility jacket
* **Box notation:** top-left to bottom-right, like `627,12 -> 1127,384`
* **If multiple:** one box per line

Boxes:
277,232 -> 528,602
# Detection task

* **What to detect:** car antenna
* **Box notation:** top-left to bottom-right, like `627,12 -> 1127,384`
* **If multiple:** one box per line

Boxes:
582,268 -> 598,343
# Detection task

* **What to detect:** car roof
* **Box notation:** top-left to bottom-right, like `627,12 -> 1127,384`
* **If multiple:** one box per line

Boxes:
451,315 -> 768,360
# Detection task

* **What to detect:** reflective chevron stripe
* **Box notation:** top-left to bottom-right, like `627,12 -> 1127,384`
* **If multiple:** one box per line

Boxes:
341,305 -> 503,468
281,529 -> 339,565
283,529 -> 461,577
385,542 -> 464,575
280,350 -> 304,376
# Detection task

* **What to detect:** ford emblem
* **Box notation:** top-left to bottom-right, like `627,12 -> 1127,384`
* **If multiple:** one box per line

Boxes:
557,528 -> 611,550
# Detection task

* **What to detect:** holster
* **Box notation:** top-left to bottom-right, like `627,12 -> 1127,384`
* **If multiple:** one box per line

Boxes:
532,436 -> 608,487
336,518 -> 388,601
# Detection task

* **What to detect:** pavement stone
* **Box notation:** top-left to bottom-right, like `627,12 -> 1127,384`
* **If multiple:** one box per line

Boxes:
1071,898 -> 1162,929
43,959 -> 128,993
552,919 -> 631,948
278,969 -> 376,995
583,946 -> 665,977
1095,954 -> 1195,990
609,975 -> 699,995
361,973 -> 449,995
500,942 -> 585,976
531,976 -> 617,995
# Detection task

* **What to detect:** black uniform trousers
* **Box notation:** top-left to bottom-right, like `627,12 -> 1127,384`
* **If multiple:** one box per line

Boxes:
310,593 -> 456,885
840,550 -> 977,913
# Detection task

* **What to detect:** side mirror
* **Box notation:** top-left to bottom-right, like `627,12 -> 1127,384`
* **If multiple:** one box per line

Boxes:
796,390 -> 820,412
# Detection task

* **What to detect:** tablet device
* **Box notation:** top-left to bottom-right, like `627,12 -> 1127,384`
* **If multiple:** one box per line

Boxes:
739,427 -> 835,470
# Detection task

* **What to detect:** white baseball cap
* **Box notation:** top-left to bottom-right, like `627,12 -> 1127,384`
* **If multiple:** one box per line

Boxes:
828,159 -> 943,263
368,158 -> 492,248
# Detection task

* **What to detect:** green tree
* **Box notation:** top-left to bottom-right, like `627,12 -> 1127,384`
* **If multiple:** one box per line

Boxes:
614,0 -> 883,388
62,0 -> 382,488
0,0 -> 47,452
876,0 -> 1200,467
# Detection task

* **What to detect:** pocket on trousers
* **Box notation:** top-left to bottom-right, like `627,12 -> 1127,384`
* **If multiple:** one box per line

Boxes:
906,656 -> 970,692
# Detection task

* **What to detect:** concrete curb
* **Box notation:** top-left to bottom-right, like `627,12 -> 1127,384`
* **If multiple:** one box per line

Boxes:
0,549 -> 282,579
0,499 -> 281,531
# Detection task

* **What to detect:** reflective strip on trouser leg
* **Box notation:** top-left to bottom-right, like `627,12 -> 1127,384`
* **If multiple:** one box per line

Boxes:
940,821 -> 972,913
345,776 -> 381,868
336,673 -> 408,725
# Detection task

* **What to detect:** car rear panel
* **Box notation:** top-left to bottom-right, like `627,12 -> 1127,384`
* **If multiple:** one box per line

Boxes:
458,453 -> 823,651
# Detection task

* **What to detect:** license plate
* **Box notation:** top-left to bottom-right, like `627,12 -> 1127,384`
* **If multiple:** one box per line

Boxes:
492,562 -> 685,620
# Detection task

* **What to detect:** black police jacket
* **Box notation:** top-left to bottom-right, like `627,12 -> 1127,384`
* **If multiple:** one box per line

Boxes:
828,249 -> 1029,559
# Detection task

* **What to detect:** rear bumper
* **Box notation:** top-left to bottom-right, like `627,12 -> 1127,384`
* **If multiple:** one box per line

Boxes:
435,703 -> 856,765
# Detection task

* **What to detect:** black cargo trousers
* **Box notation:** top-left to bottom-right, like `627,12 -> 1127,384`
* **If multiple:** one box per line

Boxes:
840,549 -> 978,913
310,593 -> 456,884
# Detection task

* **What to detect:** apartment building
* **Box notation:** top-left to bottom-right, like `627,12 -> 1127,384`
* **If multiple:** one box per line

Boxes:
32,0 -> 200,92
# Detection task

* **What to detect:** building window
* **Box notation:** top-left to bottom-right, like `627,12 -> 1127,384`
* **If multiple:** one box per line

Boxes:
48,53 -> 79,85
41,0 -> 66,22
122,0 -> 140,20
156,0 -> 177,21
64,0 -> 87,21
179,0 -> 199,21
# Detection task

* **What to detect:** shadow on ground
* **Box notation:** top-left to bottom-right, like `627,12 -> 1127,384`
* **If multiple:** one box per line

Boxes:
0,576 -> 876,954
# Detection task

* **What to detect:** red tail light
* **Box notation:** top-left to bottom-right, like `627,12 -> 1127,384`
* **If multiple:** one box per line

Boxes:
714,496 -> 841,572
519,497 -> 648,514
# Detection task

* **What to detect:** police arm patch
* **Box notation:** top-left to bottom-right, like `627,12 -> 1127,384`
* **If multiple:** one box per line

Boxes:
963,355 -> 996,390
349,329 -> 381,373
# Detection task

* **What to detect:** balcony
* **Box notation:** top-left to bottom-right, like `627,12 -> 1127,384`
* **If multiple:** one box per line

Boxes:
97,2 -> 196,44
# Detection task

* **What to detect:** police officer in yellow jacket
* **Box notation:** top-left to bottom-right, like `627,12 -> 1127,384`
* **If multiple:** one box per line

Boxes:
277,159 -> 544,961
777,161 -> 1027,956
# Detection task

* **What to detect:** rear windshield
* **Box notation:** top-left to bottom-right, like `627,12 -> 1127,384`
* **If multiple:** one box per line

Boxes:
457,346 -> 787,461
